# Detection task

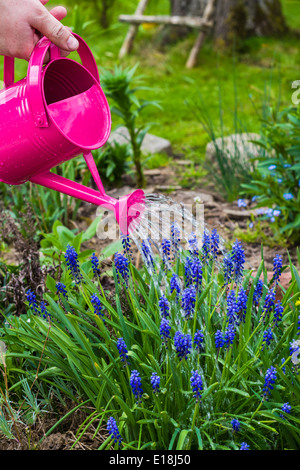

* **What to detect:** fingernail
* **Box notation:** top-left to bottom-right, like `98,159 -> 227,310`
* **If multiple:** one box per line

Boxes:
66,35 -> 79,50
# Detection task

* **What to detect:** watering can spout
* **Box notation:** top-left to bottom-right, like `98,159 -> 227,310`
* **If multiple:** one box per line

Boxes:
30,170 -> 145,236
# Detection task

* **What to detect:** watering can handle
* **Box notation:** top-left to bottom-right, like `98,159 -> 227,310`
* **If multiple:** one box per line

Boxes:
27,33 -> 100,128
3,33 -> 100,128
3,42 -> 61,90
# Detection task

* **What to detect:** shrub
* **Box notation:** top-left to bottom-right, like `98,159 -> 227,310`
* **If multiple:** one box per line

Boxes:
1,231 -> 300,450
242,105 -> 300,242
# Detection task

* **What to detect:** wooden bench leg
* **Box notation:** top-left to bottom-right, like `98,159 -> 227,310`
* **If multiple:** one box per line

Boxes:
119,0 -> 150,59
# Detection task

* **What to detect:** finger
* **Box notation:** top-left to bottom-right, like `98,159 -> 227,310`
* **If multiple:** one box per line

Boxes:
31,7 -> 79,52
48,6 -> 67,22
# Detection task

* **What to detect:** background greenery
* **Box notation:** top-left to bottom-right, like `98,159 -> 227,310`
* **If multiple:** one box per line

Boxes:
1,0 -> 299,156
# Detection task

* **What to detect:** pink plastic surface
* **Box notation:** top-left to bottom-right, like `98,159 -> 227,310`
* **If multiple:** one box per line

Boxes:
0,34 -> 145,233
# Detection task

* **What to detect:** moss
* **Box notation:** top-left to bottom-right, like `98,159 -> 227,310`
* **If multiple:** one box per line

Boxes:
254,0 -> 289,37
226,0 -> 248,42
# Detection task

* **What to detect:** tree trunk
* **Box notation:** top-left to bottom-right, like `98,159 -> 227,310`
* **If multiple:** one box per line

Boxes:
169,0 -> 288,43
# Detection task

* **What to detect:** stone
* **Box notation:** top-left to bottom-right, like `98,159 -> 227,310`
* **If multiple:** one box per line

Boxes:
143,169 -> 162,177
155,185 -> 182,191
108,126 -> 173,156
205,133 -> 266,167
175,159 -> 194,166
223,208 -> 251,219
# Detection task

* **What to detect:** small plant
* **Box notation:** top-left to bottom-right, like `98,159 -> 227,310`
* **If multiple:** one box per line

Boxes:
101,64 -> 161,189
2,228 -> 300,450
241,105 -> 300,242
92,141 -> 131,186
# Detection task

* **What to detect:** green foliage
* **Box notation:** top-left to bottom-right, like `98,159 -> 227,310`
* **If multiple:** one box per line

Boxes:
2,235 -> 300,450
101,64 -> 161,188
92,141 -> 131,185
0,157 -> 90,235
242,106 -> 300,242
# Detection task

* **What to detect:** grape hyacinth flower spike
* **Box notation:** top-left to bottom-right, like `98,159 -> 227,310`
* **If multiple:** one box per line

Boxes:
210,228 -> 220,260
26,289 -> 39,314
130,370 -> 143,403
190,370 -> 203,402
117,337 -> 129,366
114,252 -> 130,285
107,417 -> 122,446
150,372 -> 161,394
56,282 -> 68,299
91,293 -> 104,319
182,285 -> 196,320
174,331 -> 192,361
159,294 -> 170,318
273,254 -> 282,285
262,365 -> 277,400
65,244 -> 83,284
91,253 -> 100,277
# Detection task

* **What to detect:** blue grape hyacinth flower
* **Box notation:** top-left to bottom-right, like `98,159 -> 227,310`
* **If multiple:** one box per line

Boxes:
107,417 -> 122,446
40,301 -> 51,320
191,257 -> 203,291
159,294 -> 170,318
170,273 -> 181,302
26,289 -> 39,314
231,239 -> 245,283
91,253 -> 100,277
170,222 -> 181,259
130,370 -> 143,402
182,285 -> 196,319
223,253 -> 234,287
210,228 -> 220,260
122,235 -> 133,261
262,328 -> 273,349
160,318 -> 171,346
231,418 -> 241,432
194,329 -> 204,351
273,300 -> 284,327
190,370 -> 203,402
117,337 -> 129,365
91,293 -> 104,319
262,365 -> 277,399
114,252 -> 130,285
141,239 -> 155,270
174,331 -> 192,360
65,245 -> 83,284
150,372 -> 161,394
161,238 -> 171,269
280,402 -> 291,419
236,287 -> 247,324
240,442 -> 250,450
188,232 -> 199,257
273,254 -> 282,285
201,231 -> 210,263
215,330 -> 224,349
56,282 -> 68,299
261,288 -> 276,323
253,279 -> 263,306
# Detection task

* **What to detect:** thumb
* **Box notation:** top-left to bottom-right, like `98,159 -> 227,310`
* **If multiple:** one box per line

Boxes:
31,8 -> 79,51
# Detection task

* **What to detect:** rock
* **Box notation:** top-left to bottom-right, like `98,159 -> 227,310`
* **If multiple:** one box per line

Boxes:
155,185 -> 182,191
205,133 -> 266,167
175,159 -> 194,166
108,126 -> 173,156
144,169 -> 162,177
223,208 -> 252,219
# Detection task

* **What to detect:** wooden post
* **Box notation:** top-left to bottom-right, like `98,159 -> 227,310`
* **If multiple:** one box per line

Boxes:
186,0 -> 216,69
119,0 -> 150,59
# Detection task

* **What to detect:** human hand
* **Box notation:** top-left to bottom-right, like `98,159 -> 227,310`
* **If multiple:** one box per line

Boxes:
0,0 -> 79,60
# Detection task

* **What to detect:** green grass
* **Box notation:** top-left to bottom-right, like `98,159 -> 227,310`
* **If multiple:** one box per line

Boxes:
1,0 -> 299,158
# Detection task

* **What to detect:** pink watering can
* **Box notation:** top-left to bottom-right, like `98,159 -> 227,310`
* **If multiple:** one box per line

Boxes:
0,34 -> 145,235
